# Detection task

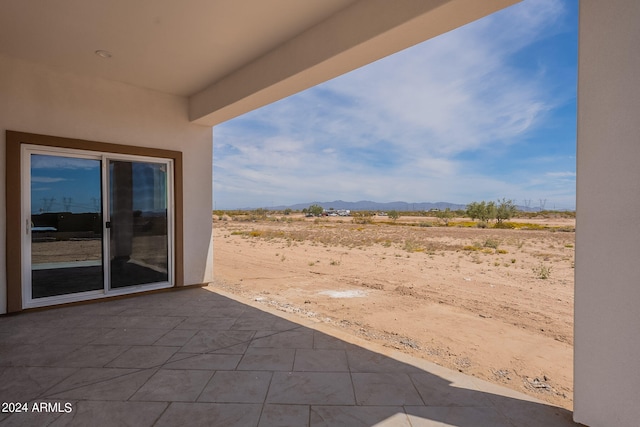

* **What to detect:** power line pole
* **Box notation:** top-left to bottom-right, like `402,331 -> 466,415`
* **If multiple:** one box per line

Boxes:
539,199 -> 547,211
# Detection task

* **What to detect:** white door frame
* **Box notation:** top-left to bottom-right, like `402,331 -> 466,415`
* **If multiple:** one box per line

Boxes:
21,144 -> 174,309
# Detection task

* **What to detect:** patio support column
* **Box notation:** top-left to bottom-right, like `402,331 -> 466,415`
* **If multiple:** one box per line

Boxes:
574,1 -> 640,426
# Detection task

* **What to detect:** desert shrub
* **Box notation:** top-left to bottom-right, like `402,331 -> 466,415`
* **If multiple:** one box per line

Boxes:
352,211 -> 374,224
533,262 -> 552,279
494,221 -> 516,229
450,221 -> 476,228
435,208 -> 454,226
483,238 -> 500,249
418,222 -> 434,227
476,221 -> 488,229
403,240 -> 424,252
512,222 -> 546,230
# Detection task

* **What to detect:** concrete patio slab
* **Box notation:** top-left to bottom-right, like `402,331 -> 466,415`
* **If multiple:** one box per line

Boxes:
0,285 -> 580,426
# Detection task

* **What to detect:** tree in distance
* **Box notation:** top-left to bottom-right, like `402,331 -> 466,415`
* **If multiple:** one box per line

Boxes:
388,210 -> 400,220
307,204 -> 324,217
466,201 -> 497,222
466,199 -> 518,225
435,208 -> 454,226
495,198 -> 517,224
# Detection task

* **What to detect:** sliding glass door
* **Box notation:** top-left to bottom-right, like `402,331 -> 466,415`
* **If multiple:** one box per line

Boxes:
29,154 -> 104,298
109,160 -> 169,289
23,146 -> 173,307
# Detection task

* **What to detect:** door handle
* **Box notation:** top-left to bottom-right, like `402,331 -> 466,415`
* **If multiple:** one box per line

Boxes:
105,221 -> 111,229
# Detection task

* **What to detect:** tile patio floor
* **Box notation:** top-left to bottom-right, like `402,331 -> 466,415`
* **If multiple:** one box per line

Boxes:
0,286 -> 581,426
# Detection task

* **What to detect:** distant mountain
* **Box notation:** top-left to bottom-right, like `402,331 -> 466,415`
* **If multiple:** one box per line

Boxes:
235,200 -> 549,212
261,200 -> 469,212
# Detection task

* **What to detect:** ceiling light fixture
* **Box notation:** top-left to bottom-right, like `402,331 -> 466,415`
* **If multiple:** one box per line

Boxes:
95,50 -> 112,59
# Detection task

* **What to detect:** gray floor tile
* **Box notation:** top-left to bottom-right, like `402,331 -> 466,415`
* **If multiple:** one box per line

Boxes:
50,401 -> 168,427
294,349 -> 349,372
199,370 -> 272,403
409,372 -> 492,407
0,367 -> 76,402
0,401 -> 69,427
0,344 -> 80,367
0,326 -> 67,344
105,345 -> 178,368
250,330 -> 314,349
406,406 -> 513,427
94,315 -> 185,330
271,318 -> 301,331
313,332 -> 355,350
310,406 -> 411,427
180,330 -> 254,353
155,402 -> 262,427
267,372 -> 355,405
352,372 -> 424,406
209,341 -> 252,355
259,404 -> 309,427
153,329 -> 198,346
230,316 -> 277,330
237,348 -> 295,371
174,316 -> 237,330
52,345 -> 129,368
346,348 -> 423,373
0,288 -> 577,427
200,308 -> 247,318
91,328 -> 168,346
131,369 -> 213,402
491,399 -> 578,427
46,367 -> 156,401
163,353 -> 242,370
41,328 -> 113,345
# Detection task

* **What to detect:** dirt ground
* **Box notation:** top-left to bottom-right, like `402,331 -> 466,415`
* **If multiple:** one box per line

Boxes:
211,214 -> 576,410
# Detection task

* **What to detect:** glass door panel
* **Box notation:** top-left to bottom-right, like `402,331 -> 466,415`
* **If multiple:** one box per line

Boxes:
30,154 -> 103,298
109,160 -> 169,288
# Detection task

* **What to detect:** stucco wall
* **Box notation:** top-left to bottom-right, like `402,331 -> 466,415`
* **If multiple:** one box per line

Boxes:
574,1 -> 640,426
0,54 -> 214,314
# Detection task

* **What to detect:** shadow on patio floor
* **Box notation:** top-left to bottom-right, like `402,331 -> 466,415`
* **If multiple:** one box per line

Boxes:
0,286 -> 581,426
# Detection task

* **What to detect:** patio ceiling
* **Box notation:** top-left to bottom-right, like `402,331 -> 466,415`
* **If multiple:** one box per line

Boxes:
0,0 -> 519,126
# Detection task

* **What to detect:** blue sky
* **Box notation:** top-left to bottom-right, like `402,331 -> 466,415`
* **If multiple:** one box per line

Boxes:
213,0 -> 578,211
31,155 -> 167,214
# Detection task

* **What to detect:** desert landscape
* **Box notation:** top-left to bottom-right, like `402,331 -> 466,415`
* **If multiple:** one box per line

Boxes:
212,212 -> 576,410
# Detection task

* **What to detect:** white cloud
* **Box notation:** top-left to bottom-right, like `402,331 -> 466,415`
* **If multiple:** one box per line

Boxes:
546,171 -> 576,178
213,0 -> 576,210
31,177 -> 67,183
31,156 -> 99,170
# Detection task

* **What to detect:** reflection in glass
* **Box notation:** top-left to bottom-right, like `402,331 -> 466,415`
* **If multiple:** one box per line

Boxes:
109,160 -> 169,288
30,154 -> 103,298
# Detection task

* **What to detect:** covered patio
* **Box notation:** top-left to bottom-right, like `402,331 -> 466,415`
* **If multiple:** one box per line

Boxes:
2,1 -> 640,425
0,286 -> 578,426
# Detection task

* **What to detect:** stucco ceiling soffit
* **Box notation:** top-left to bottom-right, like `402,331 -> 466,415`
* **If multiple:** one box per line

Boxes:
188,0 -> 520,126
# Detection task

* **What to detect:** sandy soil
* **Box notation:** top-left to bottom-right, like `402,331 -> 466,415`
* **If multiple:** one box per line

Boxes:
212,214 -> 575,410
